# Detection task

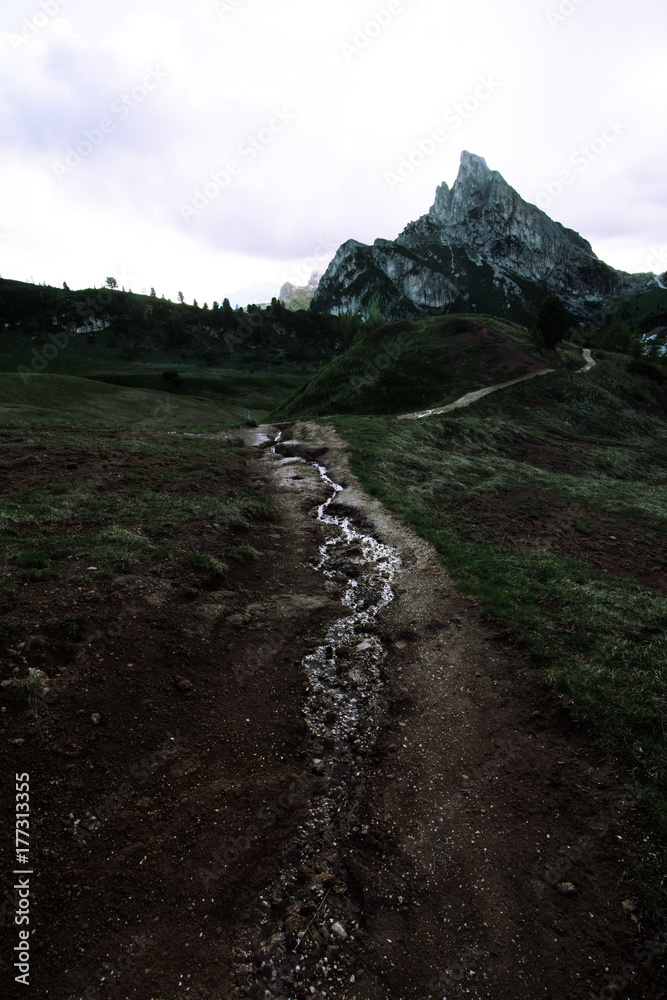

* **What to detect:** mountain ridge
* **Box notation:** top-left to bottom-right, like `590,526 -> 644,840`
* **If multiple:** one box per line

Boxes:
311,151 -> 655,325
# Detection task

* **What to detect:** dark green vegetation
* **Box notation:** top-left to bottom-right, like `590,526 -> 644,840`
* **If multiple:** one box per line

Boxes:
606,281 -> 667,335
324,353 -> 667,917
0,276 -> 372,425
273,314 -> 551,419
0,277 -> 360,366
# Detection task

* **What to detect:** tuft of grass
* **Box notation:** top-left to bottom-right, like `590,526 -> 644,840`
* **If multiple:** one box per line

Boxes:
15,550 -> 50,570
94,527 -> 152,550
14,668 -> 50,703
44,613 -> 82,639
181,551 -> 228,576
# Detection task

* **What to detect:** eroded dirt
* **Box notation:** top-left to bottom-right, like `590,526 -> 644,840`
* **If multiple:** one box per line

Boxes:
1,421 -> 665,1000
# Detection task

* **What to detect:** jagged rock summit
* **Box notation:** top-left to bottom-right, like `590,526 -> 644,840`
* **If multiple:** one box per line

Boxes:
311,151 -> 653,324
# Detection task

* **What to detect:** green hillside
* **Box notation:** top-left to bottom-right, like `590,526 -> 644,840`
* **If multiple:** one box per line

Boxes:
272,314 -> 550,418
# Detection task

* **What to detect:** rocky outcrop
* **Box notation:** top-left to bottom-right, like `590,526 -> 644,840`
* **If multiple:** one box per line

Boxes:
278,271 -> 321,311
312,151 -> 654,324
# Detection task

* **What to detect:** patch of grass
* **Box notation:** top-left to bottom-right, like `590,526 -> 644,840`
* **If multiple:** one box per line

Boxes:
14,668 -> 50,704
44,613 -> 82,639
181,552 -> 228,576
15,550 -> 50,570
91,544 -> 139,571
94,527 -> 152,550
153,544 -> 175,561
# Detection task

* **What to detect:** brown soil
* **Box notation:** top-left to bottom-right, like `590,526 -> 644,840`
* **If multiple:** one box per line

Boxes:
456,326 -> 547,384
441,430 -> 667,596
1,423 -> 665,1000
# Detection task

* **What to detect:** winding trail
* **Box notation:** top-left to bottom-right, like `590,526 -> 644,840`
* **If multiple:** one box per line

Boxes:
398,347 -> 596,421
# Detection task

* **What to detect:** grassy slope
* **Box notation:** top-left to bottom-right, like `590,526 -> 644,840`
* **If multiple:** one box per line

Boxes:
0,373 -> 245,429
272,314 -> 545,419
321,355 -> 667,917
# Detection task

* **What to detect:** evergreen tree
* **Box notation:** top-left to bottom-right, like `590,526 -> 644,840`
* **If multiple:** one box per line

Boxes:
602,320 -> 634,354
221,297 -> 235,330
532,294 -> 567,349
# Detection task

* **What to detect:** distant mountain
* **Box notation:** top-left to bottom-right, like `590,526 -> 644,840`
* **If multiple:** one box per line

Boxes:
311,151 -> 655,325
278,271 -> 321,311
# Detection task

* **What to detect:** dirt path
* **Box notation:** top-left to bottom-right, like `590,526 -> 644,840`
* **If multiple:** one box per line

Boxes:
398,348 -> 596,421
226,420 -> 661,1000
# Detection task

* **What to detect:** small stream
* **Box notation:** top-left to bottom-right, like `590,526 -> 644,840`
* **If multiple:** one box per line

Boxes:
235,437 -> 401,998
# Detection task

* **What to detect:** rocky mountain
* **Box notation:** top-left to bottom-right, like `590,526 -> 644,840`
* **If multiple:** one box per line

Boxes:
278,270 -> 321,311
311,151 -> 654,325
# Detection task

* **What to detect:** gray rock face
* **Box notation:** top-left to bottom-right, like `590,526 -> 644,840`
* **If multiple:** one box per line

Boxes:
312,151 -> 653,323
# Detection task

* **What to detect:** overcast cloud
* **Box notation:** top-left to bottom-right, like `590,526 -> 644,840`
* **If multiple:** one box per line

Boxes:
1,0 -> 665,306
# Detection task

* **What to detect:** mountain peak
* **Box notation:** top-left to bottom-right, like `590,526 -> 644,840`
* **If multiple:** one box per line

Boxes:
458,149 -> 491,177
428,151 -> 507,226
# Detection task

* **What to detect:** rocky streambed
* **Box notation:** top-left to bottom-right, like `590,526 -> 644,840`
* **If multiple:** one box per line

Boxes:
233,437 -> 401,999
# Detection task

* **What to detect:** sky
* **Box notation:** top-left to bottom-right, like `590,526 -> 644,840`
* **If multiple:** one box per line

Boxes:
0,0 -> 665,307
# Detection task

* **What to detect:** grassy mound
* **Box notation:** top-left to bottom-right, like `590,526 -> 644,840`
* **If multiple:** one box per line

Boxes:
272,314 -> 546,419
